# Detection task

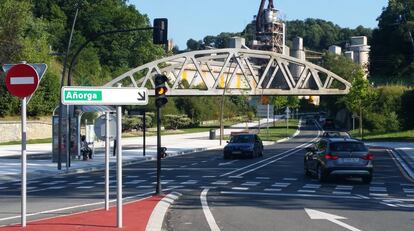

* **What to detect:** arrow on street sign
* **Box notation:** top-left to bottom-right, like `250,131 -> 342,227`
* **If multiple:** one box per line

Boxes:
62,87 -> 149,106
305,208 -> 363,231
138,91 -> 146,101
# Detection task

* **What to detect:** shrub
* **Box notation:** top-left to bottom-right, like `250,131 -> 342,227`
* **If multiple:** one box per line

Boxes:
163,115 -> 192,130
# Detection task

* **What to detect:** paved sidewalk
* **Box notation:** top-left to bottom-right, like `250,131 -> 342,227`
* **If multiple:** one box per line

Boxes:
0,118 -> 280,183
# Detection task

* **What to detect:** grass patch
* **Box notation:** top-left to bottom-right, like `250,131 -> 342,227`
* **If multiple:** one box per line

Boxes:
259,119 -> 299,141
217,119 -> 300,142
350,129 -> 414,141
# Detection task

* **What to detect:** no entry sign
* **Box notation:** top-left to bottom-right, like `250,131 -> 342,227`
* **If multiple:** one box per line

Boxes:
5,64 -> 39,98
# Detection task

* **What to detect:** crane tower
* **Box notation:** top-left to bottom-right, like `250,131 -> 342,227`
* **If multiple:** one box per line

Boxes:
253,0 -> 286,54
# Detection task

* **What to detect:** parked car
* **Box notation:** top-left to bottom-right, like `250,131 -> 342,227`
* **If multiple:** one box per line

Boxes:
223,134 -> 263,159
304,138 -> 373,183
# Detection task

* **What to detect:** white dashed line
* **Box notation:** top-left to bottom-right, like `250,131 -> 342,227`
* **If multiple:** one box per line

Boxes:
212,181 -> 232,185
255,177 -> 270,180
202,176 -> 216,178
228,176 -> 243,179
370,193 -> 389,197
176,175 -> 190,178
333,191 -> 351,195
136,185 -> 152,188
369,187 -> 387,192
264,188 -> 282,192
403,188 -> 414,193
241,181 -> 260,186
76,186 -> 94,189
232,187 -> 249,191
0,187 -> 8,190
283,178 -> 298,181
298,189 -> 316,193
335,185 -> 353,190
303,184 -> 321,189
181,180 -> 198,185
271,182 -> 290,188
47,186 -> 66,190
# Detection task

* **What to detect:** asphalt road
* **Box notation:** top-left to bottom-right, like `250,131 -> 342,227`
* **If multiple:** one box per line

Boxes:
1,123 -> 414,231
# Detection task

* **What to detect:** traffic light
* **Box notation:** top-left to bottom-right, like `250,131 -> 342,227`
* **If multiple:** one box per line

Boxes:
155,74 -> 168,107
153,18 -> 168,45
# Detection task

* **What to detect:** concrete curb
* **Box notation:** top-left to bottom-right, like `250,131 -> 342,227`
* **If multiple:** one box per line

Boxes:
146,192 -> 182,231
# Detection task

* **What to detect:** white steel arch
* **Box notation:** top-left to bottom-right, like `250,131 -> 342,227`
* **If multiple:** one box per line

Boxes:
104,48 -> 351,96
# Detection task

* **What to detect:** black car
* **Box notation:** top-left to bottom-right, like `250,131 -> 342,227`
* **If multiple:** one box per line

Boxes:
304,138 -> 373,183
223,134 -> 263,159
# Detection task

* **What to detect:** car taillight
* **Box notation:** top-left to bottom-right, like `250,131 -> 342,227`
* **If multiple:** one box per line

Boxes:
362,153 -> 374,160
325,153 -> 339,160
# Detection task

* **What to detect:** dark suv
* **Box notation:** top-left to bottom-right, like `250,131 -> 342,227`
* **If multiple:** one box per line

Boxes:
304,138 -> 373,183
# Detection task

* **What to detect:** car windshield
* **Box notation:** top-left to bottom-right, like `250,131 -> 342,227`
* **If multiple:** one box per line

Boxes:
330,142 -> 367,152
230,135 -> 254,143
324,132 -> 340,137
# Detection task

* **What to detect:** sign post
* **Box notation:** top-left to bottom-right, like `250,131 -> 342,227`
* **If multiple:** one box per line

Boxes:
4,63 -> 44,227
61,85 -> 148,228
285,107 -> 291,137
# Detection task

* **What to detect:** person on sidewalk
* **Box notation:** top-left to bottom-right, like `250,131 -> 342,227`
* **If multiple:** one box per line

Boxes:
80,135 -> 92,160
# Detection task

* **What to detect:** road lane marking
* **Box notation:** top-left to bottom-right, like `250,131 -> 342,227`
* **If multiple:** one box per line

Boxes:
241,181 -> 260,186
202,176 -> 216,178
370,193 -> 389,197
387,150 -> 414,183
201,188 -> 221,231
303,184 -> 320,189
76,186 -> 94,189
298,189 -> 316,193
283,178 -> 298,181
333,191 -> 351,195
264,188 -> 281,192
255,177 -> 270,180
220,191 -> 362,200
218,160 -> 239,166
369,187 -> 387,192
335,185 -> 353,190
232,187 -> 249,191
305,208 -> 363,231
146,192 -> 182,231
176,175 -> 190,178
271,182 -> 290,187
212,180 -> 231,185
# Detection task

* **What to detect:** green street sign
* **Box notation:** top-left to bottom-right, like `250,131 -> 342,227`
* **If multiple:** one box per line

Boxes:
61,87 -> 148,106
64,90 -> 102,101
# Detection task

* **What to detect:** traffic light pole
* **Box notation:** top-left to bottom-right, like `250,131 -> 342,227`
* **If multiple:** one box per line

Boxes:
156,106 -> 162,195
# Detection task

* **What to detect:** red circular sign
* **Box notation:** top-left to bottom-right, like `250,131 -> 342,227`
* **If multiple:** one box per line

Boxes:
5,64 -> 39,98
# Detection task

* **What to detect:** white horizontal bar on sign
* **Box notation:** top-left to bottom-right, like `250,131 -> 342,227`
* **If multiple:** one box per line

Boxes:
10,77 -> 34,85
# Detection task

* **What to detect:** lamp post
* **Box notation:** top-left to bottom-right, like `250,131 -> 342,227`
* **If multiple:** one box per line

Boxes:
58,6 -> 79,170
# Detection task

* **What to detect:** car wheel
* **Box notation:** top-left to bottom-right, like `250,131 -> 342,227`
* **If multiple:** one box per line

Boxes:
249,151 -> 255,159
223,154 -> 231,160
259,150 -> 263,157
362,175 -> 372,184
317,165 -> 327,182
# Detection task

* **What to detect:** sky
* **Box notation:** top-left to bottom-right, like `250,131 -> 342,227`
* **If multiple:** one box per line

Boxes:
132,0 -> 389,49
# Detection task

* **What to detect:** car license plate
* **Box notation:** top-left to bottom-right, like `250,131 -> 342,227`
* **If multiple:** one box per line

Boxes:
342,158 -> 359,163
232,151 -> 242,154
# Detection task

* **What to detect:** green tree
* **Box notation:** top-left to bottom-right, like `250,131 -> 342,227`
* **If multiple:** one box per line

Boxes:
344,71 -> 376,136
